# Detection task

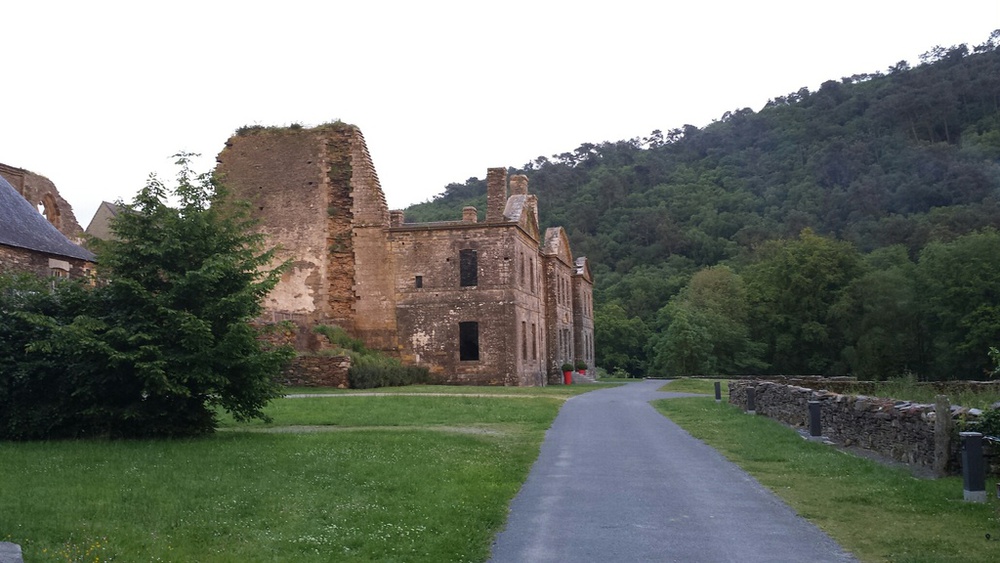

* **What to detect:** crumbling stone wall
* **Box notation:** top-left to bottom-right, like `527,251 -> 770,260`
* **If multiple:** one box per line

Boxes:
216,123 -> 398,353
216,124 -> 591,387
729,380 -> 961,471
280,355 -> 351,388
0,163 -> 83,241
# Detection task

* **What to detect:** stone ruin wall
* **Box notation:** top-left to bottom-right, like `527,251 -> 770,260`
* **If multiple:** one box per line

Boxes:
728,379 -> 974,473
215,124 -> 397,353
216,129 -> 333,324
0,162 -> 84,242
343,128 -> 397,353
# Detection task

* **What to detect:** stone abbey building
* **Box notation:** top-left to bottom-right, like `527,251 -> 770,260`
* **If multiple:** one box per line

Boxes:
215,123 -> 594,386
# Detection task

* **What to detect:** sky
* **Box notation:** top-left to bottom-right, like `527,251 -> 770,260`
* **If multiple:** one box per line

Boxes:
2,1 -> 998,227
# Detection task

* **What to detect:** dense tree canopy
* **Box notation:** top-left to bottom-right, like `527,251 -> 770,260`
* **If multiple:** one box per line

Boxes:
406,32 -> 1000,380
0,156 -> 291,439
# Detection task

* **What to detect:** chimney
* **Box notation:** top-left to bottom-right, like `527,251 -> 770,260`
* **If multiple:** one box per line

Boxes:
462,206 -> 478,223
486,167 -> 507,222
510,174 -> 528,195
389,210 -> 405,227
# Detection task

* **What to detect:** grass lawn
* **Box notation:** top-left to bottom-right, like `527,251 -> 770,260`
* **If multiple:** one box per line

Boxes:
0,386 -> 605,562
657,377 -> 729,396
654,396 -> 1000,563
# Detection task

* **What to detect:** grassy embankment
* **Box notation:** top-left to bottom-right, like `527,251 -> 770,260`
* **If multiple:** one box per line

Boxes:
0,383 -> 608,562
657,378 -> 1000,563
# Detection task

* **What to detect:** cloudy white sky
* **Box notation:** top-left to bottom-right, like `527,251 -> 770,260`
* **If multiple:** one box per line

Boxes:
3,1 -> 997,226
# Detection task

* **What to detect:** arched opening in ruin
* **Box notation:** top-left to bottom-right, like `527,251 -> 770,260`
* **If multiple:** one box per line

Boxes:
37,193 -> 62,230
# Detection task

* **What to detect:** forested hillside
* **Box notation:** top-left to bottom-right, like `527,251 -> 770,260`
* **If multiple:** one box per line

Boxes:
405,32 -> 1000,380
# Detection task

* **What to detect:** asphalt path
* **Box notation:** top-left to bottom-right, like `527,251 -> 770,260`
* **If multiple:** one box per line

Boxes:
488,380 -> 857,562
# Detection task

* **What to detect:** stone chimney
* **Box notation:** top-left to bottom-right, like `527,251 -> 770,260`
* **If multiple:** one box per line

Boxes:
462,206 -> 478,223
389,210 -> 405,227
486,167 -> 507,222
526,194 -> 539,231
510,174 -> 528,195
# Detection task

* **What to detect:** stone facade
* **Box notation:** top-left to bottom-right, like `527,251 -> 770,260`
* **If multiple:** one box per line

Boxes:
0,244 -> 92,279
216,123 -> 595,386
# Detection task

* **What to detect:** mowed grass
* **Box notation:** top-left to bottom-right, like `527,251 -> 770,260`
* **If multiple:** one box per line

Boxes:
658,377 -> 729,397
0,387 -> 590,562
654,397 -> 1000,563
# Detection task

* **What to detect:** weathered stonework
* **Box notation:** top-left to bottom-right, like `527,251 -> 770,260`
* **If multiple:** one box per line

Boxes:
0,162 -> 83,242
216,124 -> 595,386
281,355 -> 351,388
0,244 -> 92,279
728,379 -> 973,473
1,171 -> 95,280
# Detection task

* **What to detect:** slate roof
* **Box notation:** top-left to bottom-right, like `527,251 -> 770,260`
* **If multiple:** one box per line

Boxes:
0,175 -> 96,261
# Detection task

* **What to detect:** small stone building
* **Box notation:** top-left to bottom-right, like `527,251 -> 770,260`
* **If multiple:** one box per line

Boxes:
0,173 -> 95,279
215,123 -> 594,386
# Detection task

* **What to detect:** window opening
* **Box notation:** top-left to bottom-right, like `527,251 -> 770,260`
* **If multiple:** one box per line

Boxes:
522,321 -> 528,360
531,323 -> 537,360
460,249 -> 478,287
459,322 -> 480,361
415,275 -> 423,288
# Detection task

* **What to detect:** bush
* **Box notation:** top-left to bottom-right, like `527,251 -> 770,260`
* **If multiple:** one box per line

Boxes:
314,325 -> 430,389
561,363 -> 574,372
575,360 -> 588,371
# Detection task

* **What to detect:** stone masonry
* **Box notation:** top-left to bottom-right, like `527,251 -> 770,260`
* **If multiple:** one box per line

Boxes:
216,123 -> 595,386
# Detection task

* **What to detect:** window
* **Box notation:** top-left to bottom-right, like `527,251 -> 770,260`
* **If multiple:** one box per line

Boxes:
531,323 -> 537,360
521,321 -> 528,360
415,275 -> 423,288
460,249 -> 478,287
529,258 -> 535,293
459,322 -> 480,361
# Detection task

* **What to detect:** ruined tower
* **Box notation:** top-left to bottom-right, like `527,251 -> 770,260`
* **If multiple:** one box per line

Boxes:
215,123 -> 398,352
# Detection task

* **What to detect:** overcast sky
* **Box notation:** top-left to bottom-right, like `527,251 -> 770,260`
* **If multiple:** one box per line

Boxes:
3,1 -> 997,226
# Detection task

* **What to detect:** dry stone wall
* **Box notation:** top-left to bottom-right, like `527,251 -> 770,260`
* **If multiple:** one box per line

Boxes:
729,380 -> 957,471
281,355 -> 351,388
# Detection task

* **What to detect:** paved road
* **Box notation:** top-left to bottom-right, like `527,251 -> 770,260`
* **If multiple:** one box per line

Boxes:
488,380 -> 857,562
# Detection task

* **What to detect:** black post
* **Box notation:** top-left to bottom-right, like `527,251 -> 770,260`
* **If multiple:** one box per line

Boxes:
746,387 -> 756,415
808,401 -> 822,438
960,432 -> 986,503
714,381 -> 722,403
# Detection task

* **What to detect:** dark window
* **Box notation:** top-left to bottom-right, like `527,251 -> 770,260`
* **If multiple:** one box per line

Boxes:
531,323 -> 537,360
415,275 -> 423,288
459,322 -> 480,361
460,249 -> 478,287
529,258 -> 535,293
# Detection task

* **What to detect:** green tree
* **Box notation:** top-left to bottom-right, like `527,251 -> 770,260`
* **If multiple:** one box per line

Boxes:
917,229 -> 1000,379
648,266 -> 763,376
1,155 -> 291,439
832,246 -> 925,379
743,229 -> 862,374
594,302 -> 650,376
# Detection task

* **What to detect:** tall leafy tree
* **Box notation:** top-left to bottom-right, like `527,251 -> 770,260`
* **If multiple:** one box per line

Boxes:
917,229 -> 1000,379
1,155 -> 291,439
648,266 -> 763,376
744,230 -> 862,374
832,246 -> 925,379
